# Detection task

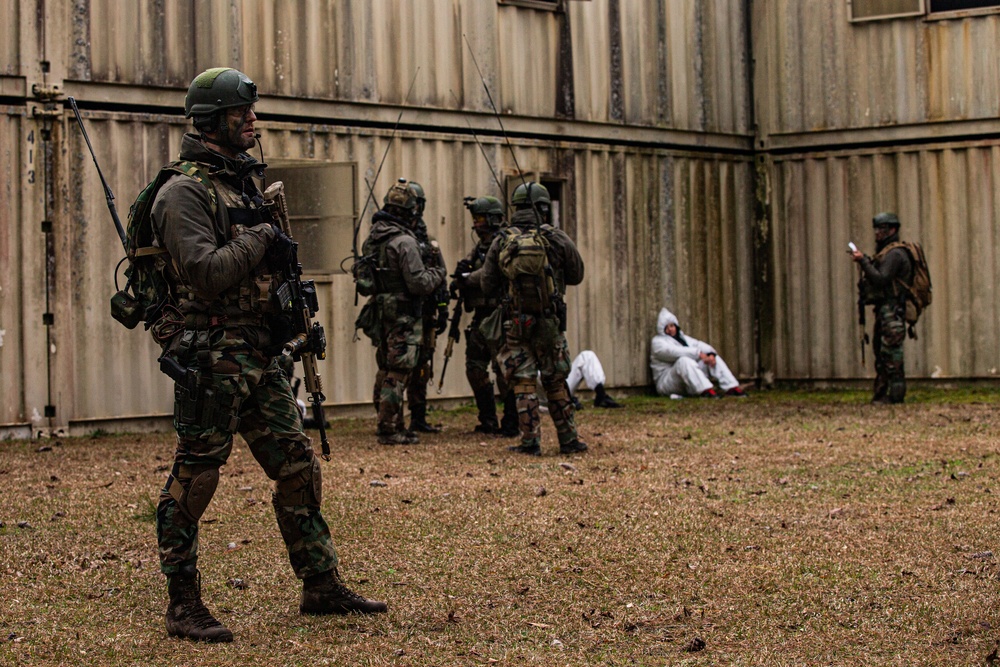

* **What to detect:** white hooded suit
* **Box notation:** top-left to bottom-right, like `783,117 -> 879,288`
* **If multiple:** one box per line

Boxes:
650,308 -> 739,396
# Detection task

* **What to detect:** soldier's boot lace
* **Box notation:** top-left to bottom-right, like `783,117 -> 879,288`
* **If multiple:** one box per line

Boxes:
300,568 -> 388,615
165,569 -> 233,643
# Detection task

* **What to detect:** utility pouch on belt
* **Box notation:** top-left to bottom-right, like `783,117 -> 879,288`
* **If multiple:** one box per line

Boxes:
479,307 -> 504,347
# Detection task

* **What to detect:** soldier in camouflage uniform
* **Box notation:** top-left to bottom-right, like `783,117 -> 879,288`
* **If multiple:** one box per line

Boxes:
150,68 -> 385,643
473,182 -> 587,456
403,182 -> 450,433
454,196 -> 518,436
363,178 -> 446,444
851,212 -> 913,404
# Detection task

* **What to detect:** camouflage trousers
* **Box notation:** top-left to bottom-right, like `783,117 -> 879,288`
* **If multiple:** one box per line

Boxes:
873,302 -> 906,403
157,326 -> 337,580
373,315 -> 423,434
405,319 -> 437,415
496,314 -> 578,447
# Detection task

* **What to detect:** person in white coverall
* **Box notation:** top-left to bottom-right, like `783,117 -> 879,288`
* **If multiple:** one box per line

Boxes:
650,308 -> 746,398
566,351 -> 622,408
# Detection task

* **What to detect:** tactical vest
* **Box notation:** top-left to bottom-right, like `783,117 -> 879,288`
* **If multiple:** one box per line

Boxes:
160,164 -> 274,328
867,243 -> 914,306
361,229 -> 408,295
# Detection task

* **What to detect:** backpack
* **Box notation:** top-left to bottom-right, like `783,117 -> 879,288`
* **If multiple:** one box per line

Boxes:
110,161 -> 216,329
498,226 -> 556,314
878,241 -> 932,326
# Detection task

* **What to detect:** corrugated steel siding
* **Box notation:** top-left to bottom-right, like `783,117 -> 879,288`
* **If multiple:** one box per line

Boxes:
767,143 -> 1000,380
755,0 -> 1000,135
51,110 -> 756,421
0,110 -> 24,424
68,1 -> 751,131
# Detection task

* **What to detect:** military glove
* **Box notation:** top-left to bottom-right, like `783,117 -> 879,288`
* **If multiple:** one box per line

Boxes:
266,224 -> 295,266
435,304 -> 449,335
455,258 -> 473,276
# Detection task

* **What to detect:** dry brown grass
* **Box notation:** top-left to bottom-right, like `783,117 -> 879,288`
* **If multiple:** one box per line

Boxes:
2,388 -> 1000,666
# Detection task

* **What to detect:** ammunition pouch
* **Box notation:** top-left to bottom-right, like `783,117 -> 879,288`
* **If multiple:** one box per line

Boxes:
174,382 -> 241,433
168,329 -> 241,433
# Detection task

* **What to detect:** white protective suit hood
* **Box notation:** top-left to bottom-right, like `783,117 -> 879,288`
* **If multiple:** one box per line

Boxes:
657,308 -> 680,335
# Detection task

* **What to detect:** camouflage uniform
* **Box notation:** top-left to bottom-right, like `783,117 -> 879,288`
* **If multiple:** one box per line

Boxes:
859,226 -> 913,404
475,207 -> 585,453
405,217 -> 449,431
151,134 -> 337,580
361,210 -> 445,441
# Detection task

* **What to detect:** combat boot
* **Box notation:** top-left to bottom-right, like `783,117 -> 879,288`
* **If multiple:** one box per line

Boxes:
300,568 -> 388,615
378,430 -> 419,445
559,439 -> 588,455
593,384 -> 622,408
165,567 -> 233,643
409,405 -> 441,433
473,386 -> 500,434
508,438 -> 541,456
499,392 -> 520,438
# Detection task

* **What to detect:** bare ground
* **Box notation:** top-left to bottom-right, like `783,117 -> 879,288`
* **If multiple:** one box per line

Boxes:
2,388 -> 1000,666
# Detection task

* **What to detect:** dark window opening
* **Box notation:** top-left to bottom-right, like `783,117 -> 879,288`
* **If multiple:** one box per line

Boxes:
930,0 -> 1000,10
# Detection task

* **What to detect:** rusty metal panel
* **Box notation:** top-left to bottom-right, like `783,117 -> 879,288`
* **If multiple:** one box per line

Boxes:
755,0 -> 1000,136
767,143 -> 1000,380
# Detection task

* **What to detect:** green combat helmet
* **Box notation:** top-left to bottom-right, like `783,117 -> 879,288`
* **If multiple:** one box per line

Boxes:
406,181 -> 427,217
185,67 -> 259,131
872,212 -> 900,228
384,178 -> 419,217
511,181 -> 551,208
469,196 -> 504,228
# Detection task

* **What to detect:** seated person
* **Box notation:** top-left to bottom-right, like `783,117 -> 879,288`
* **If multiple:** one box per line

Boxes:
567,350 -> 622,409
650,308 -> 746,398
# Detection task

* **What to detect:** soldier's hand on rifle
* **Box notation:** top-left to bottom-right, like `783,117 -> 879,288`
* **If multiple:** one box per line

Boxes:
267,224 -> 295,265
435,304 -> 449,335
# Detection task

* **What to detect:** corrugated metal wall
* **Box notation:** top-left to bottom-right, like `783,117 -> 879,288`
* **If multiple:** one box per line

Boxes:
0,0 -> 770,433
767,142 -> 1000,380
753,1 -> 1000,381
754,0 -> 1000,134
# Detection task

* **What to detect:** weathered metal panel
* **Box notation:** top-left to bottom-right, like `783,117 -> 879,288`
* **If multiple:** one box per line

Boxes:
0,1 -> 19,76
54,106 -> 757,422
755,0 -> 1000,136
0,109 -> 25,426
767,143 -> 1000,380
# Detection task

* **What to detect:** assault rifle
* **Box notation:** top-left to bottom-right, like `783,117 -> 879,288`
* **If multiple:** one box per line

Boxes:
437,278 -> 465,393
263,181 -> 331,460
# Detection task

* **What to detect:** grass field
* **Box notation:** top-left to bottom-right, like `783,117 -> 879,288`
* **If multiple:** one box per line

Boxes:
2,388 -> 999,666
